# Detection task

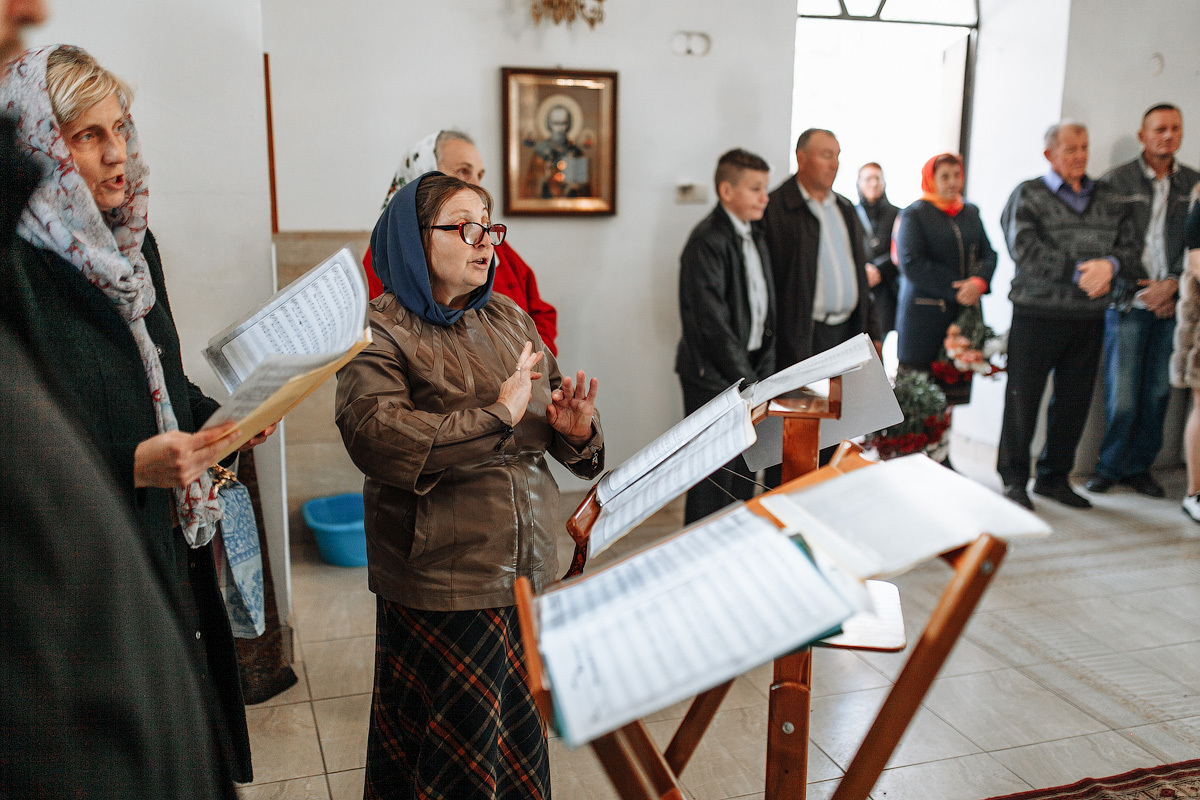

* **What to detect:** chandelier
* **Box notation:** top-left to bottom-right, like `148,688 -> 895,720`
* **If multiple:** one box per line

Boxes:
530,0 -> 605,28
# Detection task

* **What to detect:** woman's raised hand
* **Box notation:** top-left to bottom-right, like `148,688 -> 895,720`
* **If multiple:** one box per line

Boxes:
497,341 -> 544,425
133,423 -> 242,488
548,370 -> 599,446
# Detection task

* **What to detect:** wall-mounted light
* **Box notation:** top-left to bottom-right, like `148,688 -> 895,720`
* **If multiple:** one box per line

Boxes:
670,31 -> 712,57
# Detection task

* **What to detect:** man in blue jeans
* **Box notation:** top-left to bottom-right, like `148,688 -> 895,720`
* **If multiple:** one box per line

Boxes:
1087,105 -> 1200,496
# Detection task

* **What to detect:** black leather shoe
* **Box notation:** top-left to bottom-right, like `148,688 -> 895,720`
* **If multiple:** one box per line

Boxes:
1032,480 -> 1092,508
1122,472 -> 1165,497
1003,484 -> 1034,510
1085,475 -> 1115,493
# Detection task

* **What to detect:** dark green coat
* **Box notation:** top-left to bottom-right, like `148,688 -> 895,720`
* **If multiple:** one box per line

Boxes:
0,230 -> 252,782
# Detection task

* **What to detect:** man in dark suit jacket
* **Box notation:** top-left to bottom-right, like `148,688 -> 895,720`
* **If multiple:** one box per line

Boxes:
763,128 -> 879,370
676,148 -> 775,523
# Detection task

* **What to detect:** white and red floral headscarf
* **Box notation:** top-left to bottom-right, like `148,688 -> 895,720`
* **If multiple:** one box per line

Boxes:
2,45 -> 221,547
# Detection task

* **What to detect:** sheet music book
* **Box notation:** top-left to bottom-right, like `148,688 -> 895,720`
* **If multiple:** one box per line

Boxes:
537,505 -> 857,747
201,246 -> 371,461
759,454 -> 1051,579
587,397 -> 756,557
742,334 -> 903,471
532,453 -> 1051,748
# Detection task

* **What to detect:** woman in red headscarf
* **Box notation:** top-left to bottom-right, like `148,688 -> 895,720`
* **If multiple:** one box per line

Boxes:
895,153 -> 998,408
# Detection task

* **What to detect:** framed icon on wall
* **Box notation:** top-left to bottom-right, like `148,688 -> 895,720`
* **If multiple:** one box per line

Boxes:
501,67 -> 617,216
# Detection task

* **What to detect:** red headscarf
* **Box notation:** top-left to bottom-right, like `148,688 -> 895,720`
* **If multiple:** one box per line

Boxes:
920,153 -> 964,217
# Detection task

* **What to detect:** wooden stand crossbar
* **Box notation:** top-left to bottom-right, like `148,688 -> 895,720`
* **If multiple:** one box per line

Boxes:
515,375 -> 1009,800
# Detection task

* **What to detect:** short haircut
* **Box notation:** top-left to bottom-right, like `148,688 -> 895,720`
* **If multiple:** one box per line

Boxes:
433,129 -> 475,162
415,173 -> 493,256
1044,120 -> 1087,150
1143,103 -> 1181,123
46,46 -> 134,126
714,148 -> 770,191
796,128 -> 835,153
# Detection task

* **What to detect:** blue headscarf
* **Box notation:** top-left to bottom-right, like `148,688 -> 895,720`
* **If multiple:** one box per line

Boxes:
371,171 -> 494,326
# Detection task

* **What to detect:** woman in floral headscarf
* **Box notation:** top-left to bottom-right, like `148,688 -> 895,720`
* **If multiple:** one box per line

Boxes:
0,45 -> 271,782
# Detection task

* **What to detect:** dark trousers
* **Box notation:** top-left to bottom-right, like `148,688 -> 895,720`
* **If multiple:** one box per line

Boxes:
996,312 -> 1104,486
682,380 -> 758,525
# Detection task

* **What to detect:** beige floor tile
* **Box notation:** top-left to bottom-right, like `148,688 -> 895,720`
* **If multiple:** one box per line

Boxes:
306,635 -> 376,700
313,694 -> 372,773
1121,714 -> 1200,762
237,775 -> 330,800
1023,653 -> 1200,728
644,706 -> 766,800
292,587 -> 377,643
548,738 -> 622,800
963,605 -> 1115,667
810,649 -> 893,696
245,702 -> 325,784
643,675 -> 766,723
287,442 -> 365,506
1039,595 -> 1200,651
1128,641 -> 1200,693
326,769 -> 365,800
988,730 -> 1159,789
290,557 -> 370,599
869,753 -> 1030,800
247,662 -> 312,708
922,669 -> 1108,750
810,687 -> 980,769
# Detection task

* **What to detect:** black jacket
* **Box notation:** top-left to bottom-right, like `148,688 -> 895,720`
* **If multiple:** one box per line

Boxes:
1,228 -> 252,784
675,204 -> 776,393
1101,157 -> 1200,310
763,176 -> 878,368
0,115 -> 235,797
895,200 -> 997,366
856,194 -> 900,335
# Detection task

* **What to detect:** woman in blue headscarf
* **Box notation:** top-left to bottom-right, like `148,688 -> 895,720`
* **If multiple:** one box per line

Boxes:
335,172 -> 604,798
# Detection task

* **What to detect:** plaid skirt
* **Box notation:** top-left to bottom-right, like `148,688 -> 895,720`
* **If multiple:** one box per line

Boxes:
364,598 -> 550,800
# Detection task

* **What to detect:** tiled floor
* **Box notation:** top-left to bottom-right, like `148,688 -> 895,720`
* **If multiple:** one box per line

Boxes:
240,430 -> 1200,799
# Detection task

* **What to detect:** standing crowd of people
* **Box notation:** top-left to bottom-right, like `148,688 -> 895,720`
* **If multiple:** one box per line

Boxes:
677,107 -> 1200,522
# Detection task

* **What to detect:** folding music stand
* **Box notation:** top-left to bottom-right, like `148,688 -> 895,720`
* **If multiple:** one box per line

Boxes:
515,377 -> 1009,800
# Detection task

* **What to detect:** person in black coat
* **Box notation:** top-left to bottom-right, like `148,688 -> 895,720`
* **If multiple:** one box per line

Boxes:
895,153 -> 997,386
762,129 -> 879,371
676,148 -> 775,523
856,162 -> 901,337
0,21 -> 236,800
0,45 -> 273,784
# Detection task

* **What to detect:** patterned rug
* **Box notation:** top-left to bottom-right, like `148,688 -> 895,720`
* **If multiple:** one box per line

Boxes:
983,760 -> 1200,799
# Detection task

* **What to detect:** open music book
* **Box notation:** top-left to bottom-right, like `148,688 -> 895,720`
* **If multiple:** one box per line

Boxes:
580,334 -> 897,557
533,453 -> 1049,747
201,246 -> 371,461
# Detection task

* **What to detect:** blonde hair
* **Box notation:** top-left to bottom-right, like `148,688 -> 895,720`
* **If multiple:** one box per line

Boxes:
45,46 -> 134,126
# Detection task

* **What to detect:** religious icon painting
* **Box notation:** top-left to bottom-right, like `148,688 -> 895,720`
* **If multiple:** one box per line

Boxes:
501,67 -> 618,216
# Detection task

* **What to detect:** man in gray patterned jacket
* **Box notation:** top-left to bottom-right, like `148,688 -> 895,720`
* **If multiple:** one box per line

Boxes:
1086,105 -> 1200,498
997,121 -> 1140,511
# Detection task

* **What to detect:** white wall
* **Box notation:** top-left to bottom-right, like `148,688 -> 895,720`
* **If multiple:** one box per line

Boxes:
263,0 -> 799,483
30,3 -> 289,618
953,0 -> 1072,447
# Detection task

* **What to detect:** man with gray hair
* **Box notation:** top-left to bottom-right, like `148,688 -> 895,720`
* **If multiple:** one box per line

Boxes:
997,121 -> 1140,510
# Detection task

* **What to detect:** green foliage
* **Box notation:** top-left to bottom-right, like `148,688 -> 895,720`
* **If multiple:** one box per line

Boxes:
954,305 -> 996,350
874,370 -> 947,438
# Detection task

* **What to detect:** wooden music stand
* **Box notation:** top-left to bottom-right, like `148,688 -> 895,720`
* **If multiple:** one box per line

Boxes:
519,376 -> 1009,800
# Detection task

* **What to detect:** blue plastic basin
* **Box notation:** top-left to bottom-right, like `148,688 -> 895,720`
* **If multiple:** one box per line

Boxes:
301,493 -> 367,567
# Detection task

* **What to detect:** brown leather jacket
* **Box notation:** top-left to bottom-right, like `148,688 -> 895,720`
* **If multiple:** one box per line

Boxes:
335,292 -> 604,611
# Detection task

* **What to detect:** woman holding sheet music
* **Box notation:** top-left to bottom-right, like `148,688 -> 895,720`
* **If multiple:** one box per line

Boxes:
336,171 -> 604,798
0,46 -> 271,783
